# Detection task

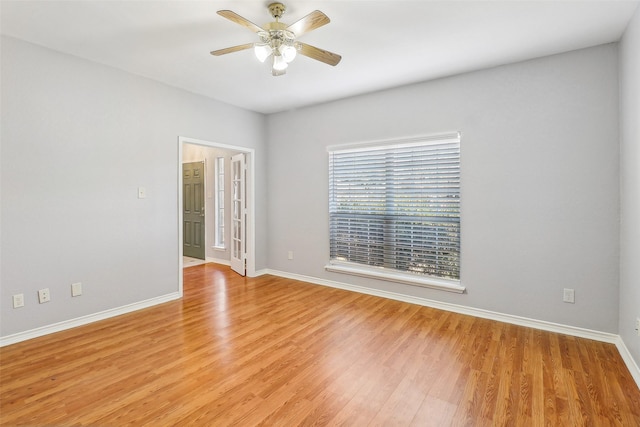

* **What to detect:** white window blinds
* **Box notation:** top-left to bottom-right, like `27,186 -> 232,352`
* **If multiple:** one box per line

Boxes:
328,133 -> 460,282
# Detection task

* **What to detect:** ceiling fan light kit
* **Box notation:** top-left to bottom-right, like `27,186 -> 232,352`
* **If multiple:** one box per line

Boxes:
211,2 -> 341,76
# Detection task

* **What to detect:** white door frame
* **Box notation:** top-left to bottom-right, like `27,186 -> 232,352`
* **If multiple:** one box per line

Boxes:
178,136 -> 256,295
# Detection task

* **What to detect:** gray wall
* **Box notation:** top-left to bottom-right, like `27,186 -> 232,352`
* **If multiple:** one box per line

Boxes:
266,44 -> 620,333
0,36 -> 267,337
619,6 -> 640,364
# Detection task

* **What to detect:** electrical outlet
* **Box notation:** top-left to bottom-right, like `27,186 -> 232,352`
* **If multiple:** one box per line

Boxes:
288,251 -> 294,260
38,288 -> 51,304
71,282 -> 82,297
12,294 -> 24,308
636,318 -> 640,337
563,288 -> 575,304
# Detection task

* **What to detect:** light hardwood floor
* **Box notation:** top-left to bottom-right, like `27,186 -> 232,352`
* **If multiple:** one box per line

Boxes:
1,264 -> 639,426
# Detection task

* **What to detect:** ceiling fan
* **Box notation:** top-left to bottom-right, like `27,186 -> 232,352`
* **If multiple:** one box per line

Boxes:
210,2 -> 342,76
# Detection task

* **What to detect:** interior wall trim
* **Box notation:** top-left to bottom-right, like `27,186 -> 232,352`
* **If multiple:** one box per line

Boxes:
616,336 -> 640,388
206,257 -> 231,266
0,292 -> 181,347
263,268 -> 640,388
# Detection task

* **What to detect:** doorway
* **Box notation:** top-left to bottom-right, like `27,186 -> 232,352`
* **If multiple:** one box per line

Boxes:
178,137 -> 256,294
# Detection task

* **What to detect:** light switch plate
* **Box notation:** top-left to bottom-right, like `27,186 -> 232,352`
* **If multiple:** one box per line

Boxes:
138,187 -> 146,199
13,294 -> 24,308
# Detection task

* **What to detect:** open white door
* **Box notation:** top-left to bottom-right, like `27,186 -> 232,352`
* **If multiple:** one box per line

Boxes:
230,153 -> 246,276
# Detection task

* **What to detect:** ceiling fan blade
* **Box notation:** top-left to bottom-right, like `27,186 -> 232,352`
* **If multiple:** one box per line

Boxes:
217,10 -> 263,33
298,43 -> 341,66
210,43 -> 254,56
286,10 -> 330,37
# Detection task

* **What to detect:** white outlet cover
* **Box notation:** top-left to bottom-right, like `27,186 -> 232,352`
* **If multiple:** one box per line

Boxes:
38,288 -> 50,303
71,282 -> 82,297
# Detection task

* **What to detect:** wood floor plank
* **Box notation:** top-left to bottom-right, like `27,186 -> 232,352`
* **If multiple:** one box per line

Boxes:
2,263 -> 640,426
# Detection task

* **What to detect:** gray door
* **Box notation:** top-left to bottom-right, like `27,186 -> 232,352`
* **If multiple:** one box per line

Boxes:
183,161 -> 205,260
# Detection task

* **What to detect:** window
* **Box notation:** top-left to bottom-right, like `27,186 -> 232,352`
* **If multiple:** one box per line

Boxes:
326,132 -> 463,293
214,156 -> 225,248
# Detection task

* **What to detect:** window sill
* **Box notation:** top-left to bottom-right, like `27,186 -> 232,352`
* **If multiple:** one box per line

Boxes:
212,245 -> 226,251
324,263 -> 465,294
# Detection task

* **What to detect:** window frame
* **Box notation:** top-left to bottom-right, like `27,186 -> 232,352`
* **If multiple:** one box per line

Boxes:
325,132 -> 464,294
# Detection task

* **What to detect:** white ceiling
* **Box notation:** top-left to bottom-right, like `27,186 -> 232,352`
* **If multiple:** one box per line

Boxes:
1,1 -> 637,114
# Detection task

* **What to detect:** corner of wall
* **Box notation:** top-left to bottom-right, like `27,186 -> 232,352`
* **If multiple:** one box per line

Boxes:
618,2 -> 640,373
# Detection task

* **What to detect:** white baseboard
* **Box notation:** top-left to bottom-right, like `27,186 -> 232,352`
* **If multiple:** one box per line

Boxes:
264,268 -> 640,388
0,292 -> 181,347
253,268 -> 269,277
615,336 -> 640,387
206,257 -> 230,266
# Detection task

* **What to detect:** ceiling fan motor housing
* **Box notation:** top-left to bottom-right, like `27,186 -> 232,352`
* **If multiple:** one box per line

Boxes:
268,3 -> 286,20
